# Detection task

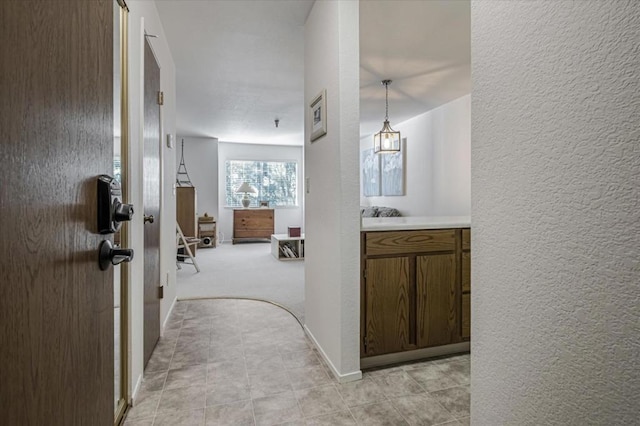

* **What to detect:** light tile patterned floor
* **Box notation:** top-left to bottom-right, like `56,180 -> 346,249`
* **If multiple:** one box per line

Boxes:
123,299 -> 470,426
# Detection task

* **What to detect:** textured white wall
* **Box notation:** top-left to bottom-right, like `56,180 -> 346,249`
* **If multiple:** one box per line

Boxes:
176,136 -> 219,219
304,0 -> 361,379
360,95 -> 470,216
127,0 -> 177,402
217,142 -> 303,242
472,1 -> 640,424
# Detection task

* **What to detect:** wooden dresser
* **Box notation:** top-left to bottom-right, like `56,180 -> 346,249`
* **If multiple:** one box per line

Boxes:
233,209 -> 274,244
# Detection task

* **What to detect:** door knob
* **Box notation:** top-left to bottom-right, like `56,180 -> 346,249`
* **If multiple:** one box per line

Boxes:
99,240 -> 134,271
144,214 -> 154,224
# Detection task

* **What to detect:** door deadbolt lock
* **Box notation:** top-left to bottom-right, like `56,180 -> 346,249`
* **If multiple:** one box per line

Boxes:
98,175 -> 134,234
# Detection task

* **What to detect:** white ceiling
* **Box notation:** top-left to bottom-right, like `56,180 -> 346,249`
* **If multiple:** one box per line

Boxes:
360,0 -> 470,137
155,0 -> 470,146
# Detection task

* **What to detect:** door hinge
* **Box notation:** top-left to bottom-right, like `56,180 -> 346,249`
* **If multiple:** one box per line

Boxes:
158,285 -> 164,299
363,335 -> 368,352
363,268 -> 367,279
157,91 -> 164,105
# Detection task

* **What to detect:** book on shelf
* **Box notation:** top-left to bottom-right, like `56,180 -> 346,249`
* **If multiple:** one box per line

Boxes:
280,242 -> 298,258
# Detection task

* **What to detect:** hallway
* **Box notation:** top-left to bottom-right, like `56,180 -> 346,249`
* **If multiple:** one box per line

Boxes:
123,299 -> 469,425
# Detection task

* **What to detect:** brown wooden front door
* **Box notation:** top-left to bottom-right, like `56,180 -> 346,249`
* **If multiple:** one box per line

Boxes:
143,36 -> 162,366
0,1 -> 114,424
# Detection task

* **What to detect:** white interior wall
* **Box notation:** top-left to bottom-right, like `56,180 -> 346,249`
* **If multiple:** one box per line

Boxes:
360,94 -> 470,216
127,0 -> 177,402
304,0 -> 361,381
217,142 -> 304,243
472,1 -> 640,423
176,136 -> 219,220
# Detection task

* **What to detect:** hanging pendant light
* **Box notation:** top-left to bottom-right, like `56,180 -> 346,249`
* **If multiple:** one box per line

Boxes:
373,79 -> 401,154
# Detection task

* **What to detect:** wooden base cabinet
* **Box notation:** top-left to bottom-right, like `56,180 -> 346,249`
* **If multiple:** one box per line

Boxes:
361,228 -> 470,357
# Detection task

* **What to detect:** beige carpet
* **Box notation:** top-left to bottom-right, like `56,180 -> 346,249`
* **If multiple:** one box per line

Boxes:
176,242 -> 305,320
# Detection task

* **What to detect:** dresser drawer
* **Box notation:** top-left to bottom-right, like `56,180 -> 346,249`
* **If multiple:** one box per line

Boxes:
235,216 -> 273,230
365,230 -> 456,256
234,229 -> 272,239
234,209 -> 273,218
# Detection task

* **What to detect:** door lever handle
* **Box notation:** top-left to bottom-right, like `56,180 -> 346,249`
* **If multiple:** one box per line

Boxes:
99,240 -> 134,271
144,214 -> 154,224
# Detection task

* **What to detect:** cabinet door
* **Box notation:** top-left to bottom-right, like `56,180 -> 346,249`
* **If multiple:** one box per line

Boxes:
417,254 -> 457,348
364,257 -> 412,356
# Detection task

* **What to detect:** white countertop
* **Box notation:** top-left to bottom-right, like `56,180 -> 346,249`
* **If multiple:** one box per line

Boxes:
361,216 -> 471,231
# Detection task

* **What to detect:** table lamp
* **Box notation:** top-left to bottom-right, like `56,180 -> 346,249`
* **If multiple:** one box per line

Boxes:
236,182 -> 256,208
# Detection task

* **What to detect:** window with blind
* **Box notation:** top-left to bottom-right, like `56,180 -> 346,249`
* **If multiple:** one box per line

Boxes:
225,160 -> 298,208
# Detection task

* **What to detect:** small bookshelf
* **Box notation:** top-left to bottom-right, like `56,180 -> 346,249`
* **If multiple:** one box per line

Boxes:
271,234 -> 305,261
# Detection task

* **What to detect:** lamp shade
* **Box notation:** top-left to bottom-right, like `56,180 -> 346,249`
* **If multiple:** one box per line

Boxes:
236,182 -> 256,194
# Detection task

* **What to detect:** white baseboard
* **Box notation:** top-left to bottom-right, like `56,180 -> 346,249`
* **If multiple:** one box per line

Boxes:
161,296 -> 178,335
131,297 -> 176,406
303,325 -> 362,383
130,373 -> 142,405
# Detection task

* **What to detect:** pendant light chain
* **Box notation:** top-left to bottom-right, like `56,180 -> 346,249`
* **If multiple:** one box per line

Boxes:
385,81 -> 389,121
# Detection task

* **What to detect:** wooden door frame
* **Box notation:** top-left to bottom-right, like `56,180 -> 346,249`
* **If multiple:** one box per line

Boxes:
115,1 -> 130,424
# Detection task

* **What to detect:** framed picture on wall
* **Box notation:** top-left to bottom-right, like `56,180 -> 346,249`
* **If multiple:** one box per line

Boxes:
309,89 -> 327,142
361,138 -> 406,197
381,149 -> 404,196
362,148 -> 381,197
